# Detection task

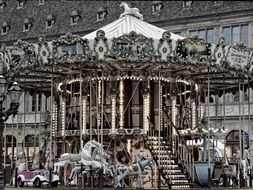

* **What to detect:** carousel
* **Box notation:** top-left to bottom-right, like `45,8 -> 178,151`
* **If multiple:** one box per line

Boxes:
0,2 -> 253,189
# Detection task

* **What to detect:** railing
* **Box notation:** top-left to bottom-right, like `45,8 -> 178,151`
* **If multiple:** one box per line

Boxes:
55,128 -> 145,138
162,107 -> 194,182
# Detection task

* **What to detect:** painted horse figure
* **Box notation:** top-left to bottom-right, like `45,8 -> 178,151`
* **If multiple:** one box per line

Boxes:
67,140 -> 113,184
119,2 -> 143,20
53,140 -> 102,173
116,153 -> 152,188
53,140 -> 113,186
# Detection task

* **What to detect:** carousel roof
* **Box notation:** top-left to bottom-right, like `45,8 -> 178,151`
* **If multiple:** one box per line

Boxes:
83,14 -> 183,40
0,3 -> 252,95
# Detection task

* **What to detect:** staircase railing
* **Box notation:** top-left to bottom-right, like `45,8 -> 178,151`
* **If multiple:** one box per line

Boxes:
162,107 -> 194,182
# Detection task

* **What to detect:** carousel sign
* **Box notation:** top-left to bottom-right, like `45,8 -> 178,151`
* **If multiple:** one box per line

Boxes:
227,43 -> 253,71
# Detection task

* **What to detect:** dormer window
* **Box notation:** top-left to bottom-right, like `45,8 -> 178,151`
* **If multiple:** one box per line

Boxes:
46,14 -> 55,28
183,1 -> 192,8
0,0 -> 7,10
97,7 -> 107,22
39,0 -> 45,5
71,10 -> 81,25
23,18 -> 32,31
214,1 -> 222,4
1,21 -> 9,35
17,0 -> 26,8
151,1 -> 163,13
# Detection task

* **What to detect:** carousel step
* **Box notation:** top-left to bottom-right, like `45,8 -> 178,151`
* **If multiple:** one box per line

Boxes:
170,179 -> 190,184
167,174 -> 188,178
171,184 -> 191,189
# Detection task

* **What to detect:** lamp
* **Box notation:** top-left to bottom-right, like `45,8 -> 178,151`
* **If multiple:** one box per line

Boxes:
0,75 -> 22,190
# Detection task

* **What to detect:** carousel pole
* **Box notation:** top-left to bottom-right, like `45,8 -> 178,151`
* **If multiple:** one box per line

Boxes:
158,69 -> 161,190
11,114 -> 14,162
3,109 -> 6,175
49,63 -> 54,188
23,92 -> 26,159
79,68 -> 83,149
101,79 -> 104,153
242,79 -> 246,187
248,76 -> 252,187
39,90 -> 42,154
239,80 -> 242,187
223,75 -> 227,164
34,92 -> 37,159
207,67 -> 211,186
89,81 -> 92,141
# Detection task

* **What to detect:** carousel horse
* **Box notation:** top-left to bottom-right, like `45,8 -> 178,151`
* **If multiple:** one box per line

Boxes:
53,140 -> 98,173
119,2 -> 143,20
116,153 -> 153,188
67,141 -> 113,185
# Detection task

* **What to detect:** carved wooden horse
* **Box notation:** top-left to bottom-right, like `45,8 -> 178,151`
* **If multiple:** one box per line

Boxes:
116,154 -> 152,188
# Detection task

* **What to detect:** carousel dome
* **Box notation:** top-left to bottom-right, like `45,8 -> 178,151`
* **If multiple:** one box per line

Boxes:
83,14 -> 183,40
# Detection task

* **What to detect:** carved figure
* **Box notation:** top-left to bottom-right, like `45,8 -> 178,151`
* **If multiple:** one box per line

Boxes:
53,140 -> 113,186
116,153 -> 152,188
119,2 -> 143,20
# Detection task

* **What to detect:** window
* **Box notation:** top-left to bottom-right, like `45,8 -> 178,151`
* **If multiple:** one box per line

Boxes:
0,0 -> 7,10
222,25 -> 249,47
1,26 -> 8,35
46,15 -> 55,28
173,31 -> 182,37
23,18 -> 32,31
32,93 -> 42,112
17,0 -> 26,8
97,7 -> 107,22
183,1 -> 192,8
46,20 -> 54,28
189,28 -> 215,44
1,21 -> 9,35
39,0 -> 45,5
214,1 -> 222,4
151,2 -> 163,13
71,11 -> 81,25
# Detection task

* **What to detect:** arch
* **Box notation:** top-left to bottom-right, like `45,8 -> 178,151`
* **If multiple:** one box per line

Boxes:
225,129 -> 249,162
25,134 -> 39,147
4,135 -> 16,147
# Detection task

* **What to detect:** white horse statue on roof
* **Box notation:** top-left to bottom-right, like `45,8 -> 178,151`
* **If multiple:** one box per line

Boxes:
120,2 -> 143,20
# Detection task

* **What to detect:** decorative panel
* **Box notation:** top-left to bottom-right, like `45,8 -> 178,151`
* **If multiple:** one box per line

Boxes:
111,31 -> 154,61
52,33 -> 90,63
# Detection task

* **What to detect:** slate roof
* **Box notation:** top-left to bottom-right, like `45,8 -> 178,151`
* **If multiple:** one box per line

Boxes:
0,1 -> 253,45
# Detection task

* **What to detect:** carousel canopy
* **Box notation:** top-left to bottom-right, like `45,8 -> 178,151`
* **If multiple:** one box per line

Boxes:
83,14 -> 183,40
0,2 -> 252,96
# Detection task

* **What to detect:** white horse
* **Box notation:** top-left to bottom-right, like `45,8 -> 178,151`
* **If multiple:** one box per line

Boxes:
119,2 -> 143,20
116,153 -> 152,188
67,140 -> 113,186
53,140 -> 101,173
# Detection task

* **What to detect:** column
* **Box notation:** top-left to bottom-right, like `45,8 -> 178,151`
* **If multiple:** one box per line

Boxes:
111,81 -> 118,133
119,80 -> 124,128
142,81 -> 150,133
82,96 -> 87,135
